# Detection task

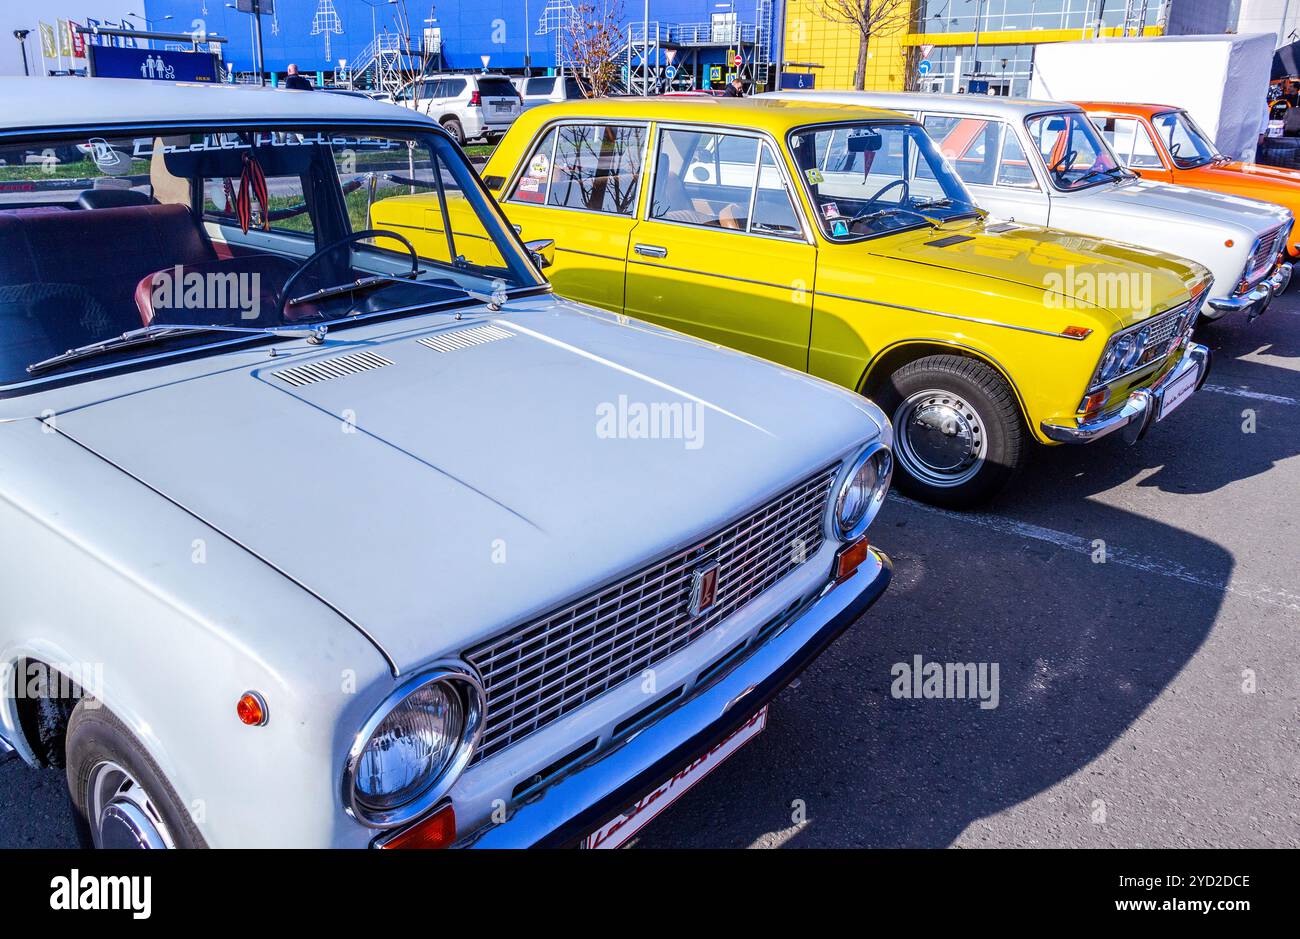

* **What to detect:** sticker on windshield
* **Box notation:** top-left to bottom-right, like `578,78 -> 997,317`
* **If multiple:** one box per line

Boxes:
518,176 -> 541,193
821,202 -> 840,220
529,153 -> 550,178
804,168 -> 824,185
831,219 -> 850,237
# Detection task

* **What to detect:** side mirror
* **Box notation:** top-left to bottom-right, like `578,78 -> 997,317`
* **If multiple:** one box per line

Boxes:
525,238 -> 555,269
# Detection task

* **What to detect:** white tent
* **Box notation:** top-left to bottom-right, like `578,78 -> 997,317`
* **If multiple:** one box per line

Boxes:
1031,34 -> 1276,163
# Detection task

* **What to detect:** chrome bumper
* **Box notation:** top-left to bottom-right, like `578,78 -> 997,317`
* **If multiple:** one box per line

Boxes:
1205,262 -> 1292,321
460,548 -> 893,848
1040,343 -> 1211,446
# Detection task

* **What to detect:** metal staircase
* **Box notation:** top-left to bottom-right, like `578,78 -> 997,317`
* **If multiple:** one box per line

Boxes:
351,34 -> 403,94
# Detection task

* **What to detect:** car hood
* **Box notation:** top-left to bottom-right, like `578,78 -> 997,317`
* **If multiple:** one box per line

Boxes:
1068,177 -> 1291,233
48,298 -> 883,672
864,217 -> 1205,323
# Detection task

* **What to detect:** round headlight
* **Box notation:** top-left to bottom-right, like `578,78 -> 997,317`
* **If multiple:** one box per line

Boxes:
343,665 -> 484,828
833,442 -> 892,540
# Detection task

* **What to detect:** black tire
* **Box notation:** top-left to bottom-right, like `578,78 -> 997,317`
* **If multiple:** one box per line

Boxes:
441,118 -> 465,146
877,354 -> 1026,509
65,700 -> 206,849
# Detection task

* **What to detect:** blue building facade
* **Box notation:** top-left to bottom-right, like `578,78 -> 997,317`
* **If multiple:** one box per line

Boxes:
143,0 -> 773,86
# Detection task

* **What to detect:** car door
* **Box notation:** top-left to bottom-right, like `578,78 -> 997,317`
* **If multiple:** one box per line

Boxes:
501,120 -> 649,312
623,126 -> 815,372
419,79 -> 445,117
922,113 -> 1048,225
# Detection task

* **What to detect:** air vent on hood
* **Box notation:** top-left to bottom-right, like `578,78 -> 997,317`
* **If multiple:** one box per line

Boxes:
271,350 -> 395,387
417,323 -> 512,353
924,234 -> 975,248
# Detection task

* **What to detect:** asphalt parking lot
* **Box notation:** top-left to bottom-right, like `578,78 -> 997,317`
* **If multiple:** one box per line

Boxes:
3,294 -> 1297,849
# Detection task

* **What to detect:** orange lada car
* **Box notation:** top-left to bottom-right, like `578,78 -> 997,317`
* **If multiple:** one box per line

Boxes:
1079,101 -> 1300,262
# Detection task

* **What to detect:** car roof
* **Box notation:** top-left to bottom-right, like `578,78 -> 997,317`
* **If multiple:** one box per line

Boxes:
1073,101 -> 1181,117
0,76 -> 432,134
507,96 -> 912,131
762,90 -> 1082,121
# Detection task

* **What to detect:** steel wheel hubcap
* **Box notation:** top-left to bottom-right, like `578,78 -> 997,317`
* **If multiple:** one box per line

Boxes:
87,760 -> 175,849
894,389 -> 987,488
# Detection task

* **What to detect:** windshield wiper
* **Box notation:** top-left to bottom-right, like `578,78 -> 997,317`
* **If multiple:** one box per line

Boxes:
1076,165 -> 1132,186
27,322 -> 328,376
288,273 -> 511,312
854,206 -> 942,229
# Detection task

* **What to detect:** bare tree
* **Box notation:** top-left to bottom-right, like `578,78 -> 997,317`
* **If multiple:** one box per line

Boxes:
560,0 -> 625,98
815,0 -> 912,91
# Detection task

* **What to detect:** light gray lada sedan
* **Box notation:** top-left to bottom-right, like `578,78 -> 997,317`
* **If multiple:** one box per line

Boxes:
0,79 -> 893,848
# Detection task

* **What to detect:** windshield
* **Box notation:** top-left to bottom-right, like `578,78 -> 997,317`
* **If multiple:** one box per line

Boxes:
0,123 -> 540,389
1153,110 -> 1220,168
788,121 -> 980,242
1025,111 -> 1125,191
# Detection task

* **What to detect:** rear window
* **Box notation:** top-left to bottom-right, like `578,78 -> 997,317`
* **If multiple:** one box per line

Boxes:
477,78 -> 517,98
524,77 -> 555,96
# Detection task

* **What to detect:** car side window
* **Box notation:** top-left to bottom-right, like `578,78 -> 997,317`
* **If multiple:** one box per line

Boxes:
510,122 -> 646,216
524,77 -> 554,96
444,79 -> 466,99
650,129 -> 801,238
923,114 -> 997,186
995,126 -> 1038,188
1091,116 -> 1163,169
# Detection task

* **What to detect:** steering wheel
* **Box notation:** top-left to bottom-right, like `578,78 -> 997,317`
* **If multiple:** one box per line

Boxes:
278,229 -> 420,321
1050,149 -> 1078,176
843,178 -> 911,228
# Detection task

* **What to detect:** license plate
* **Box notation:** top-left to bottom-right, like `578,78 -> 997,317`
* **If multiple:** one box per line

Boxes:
1158,366 -> 1199,421
492,101 -> 512,111
583,706 -> 768,849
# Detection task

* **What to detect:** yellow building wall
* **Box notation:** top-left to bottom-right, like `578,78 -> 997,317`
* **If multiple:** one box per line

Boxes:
780,2 -> 1162,92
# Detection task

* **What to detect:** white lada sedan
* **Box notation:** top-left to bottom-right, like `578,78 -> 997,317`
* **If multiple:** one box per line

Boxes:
0,79 -> 893,848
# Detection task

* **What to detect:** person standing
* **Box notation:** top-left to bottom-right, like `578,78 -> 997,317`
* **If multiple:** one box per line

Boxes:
284,64 -> 314,91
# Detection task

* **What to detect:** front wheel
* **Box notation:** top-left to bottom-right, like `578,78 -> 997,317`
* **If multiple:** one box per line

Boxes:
65,700 -> 206,848
878,354 -> 1026,508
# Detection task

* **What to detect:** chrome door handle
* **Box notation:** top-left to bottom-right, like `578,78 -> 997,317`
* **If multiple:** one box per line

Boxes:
634,244 -> 667,258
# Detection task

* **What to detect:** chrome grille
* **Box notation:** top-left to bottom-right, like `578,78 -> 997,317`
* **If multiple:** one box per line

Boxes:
1246,224 -> 1287,285
465,464 -> 839,763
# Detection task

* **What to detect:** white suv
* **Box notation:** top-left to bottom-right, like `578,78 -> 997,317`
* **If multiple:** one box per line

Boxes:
395,73 -> 521,144
514,74 -> 585,110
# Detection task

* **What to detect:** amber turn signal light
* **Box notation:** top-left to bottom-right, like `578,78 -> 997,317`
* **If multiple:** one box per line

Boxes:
236,691 -> 268,727
835,537 -> 871,582
378,804 -> 457,849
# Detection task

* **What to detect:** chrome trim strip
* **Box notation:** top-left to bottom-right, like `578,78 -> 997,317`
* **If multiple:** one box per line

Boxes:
813,291 -> 1078,339
632,258 -> 807,294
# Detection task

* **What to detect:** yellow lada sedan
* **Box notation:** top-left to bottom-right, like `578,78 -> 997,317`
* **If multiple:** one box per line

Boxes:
371,98 -> 1214,507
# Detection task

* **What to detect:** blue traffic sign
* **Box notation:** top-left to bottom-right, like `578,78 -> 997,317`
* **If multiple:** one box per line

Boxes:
918,59 -> 932,76
665,65 -> 677,80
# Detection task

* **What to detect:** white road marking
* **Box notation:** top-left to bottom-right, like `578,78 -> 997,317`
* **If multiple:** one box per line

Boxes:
894,496 -> 1300,613
1202,384 -> 1300,407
